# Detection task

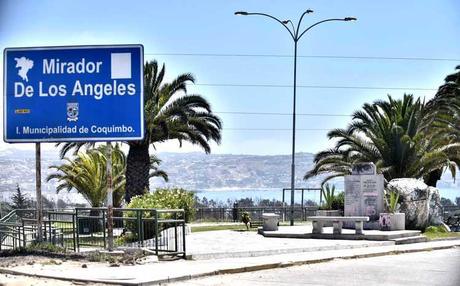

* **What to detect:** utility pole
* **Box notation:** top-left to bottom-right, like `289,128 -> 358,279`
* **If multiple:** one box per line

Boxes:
106,142 -> 114,251
35,143 -> 43,241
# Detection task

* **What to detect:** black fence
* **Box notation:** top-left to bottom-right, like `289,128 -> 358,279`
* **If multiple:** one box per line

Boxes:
443,205 -> 460,231
0,208 -> 187,258
74,208 -> 186,257
194,206 -> 319,222
46,211 -> 76,251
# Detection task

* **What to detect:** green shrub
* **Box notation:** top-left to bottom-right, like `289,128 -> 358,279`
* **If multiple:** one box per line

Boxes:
27,242 -> 67,253
321,184 -> 335,210
424,225 -> 448,234
331,192 -> 344,211
0,242 -> 67,257
115,232 -> 137,245
385,190 -> 400,213
320,184 -> 344,211
120,188 -> 196,242
127,188 -> 196,222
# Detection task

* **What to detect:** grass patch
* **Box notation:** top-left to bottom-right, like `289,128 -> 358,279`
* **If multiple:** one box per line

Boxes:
423,232 -> 460,240
0,242 -> 83,259
423,225 -> 460,240
191,224 -> 255,233
86,250 -> 145,265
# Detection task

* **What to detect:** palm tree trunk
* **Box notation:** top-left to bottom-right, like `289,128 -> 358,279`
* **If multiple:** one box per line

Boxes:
125,143 -> 150,203
425,169 -> 443,187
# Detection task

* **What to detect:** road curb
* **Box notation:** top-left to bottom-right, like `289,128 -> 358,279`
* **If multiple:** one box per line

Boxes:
148,244 -> 460,285
0,267 -> 132,286
1,242 -> 459,285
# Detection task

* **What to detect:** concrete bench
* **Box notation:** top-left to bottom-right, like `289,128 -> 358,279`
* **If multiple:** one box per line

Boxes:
307,216 -> 369,235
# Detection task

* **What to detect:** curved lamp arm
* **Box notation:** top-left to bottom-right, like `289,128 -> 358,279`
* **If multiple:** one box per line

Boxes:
235,11 -> 295,40
295,9 -> 314,38
298,17 -> 356,40
285,20 -> 296,36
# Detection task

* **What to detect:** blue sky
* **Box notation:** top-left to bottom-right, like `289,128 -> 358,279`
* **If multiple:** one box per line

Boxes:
1,0 -> 459,155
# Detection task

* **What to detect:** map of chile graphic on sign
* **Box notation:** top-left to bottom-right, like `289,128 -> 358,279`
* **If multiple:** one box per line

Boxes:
3,45 -> 144,142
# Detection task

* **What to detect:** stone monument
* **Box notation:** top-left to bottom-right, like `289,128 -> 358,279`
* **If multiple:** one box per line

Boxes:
344,163 -> 384,229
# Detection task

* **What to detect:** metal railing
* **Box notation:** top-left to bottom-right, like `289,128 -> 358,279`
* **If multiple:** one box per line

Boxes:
74,208 -> 186,257
194,206 -> 319,222
0,208 -> 187,258
442,205 -> 460,231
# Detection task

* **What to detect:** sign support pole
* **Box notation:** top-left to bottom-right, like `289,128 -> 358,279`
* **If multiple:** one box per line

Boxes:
35,143 -> 43,242
106,142 -> 114,251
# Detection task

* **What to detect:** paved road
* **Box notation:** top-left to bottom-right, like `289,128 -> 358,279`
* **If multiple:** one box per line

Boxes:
170,248 -> 460,286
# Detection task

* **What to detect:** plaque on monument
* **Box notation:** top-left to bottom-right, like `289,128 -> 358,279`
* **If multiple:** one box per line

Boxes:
345,164 -> 384,229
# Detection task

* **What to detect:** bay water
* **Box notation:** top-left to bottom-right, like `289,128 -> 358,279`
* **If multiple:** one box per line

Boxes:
194,187 -> 460,206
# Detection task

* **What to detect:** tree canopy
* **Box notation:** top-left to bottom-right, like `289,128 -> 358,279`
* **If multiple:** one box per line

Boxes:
305,83 -> 460,187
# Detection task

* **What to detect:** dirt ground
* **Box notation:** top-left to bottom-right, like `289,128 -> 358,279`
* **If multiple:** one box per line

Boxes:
0,255 -> 115,285
0,251 -> 156,285
0,273 -> 112,286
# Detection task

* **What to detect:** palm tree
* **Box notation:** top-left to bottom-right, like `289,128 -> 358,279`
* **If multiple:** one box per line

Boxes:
427,65 -> 460,119
125,61 -> 221,202
47,144 -> 126,207
47,144 -> 168,207
56,60 -> 222,203
305,94 -> 459,187
423,66 -> 460,185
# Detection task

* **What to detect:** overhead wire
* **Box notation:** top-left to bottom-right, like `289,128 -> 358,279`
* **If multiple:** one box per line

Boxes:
145,52 -> 460,62
214,111 -> 351,117
144,51 -> 451,131
193,83 -> 437,91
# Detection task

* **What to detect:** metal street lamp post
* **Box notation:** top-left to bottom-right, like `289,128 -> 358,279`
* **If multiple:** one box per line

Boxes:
235,10 -> 356,226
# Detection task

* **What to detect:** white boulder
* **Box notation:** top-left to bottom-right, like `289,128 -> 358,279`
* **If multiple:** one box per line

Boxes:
387,178 -> 443,230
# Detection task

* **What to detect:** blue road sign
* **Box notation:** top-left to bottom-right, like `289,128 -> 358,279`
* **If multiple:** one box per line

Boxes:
3,45 -> 144,142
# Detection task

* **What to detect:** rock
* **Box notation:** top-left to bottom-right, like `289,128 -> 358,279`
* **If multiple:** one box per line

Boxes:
440,222 -> 451,233
135,255 -> 159,265
81,264 -> 87,268
387,178 -> 443,230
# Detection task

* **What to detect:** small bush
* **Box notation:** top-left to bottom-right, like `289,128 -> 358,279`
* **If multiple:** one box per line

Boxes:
424,225 -> 448,234
120,188 -> 196,242
127,188 -> 196,222
0,242 -> 68,258
331,192 -> 344,211
319,190 -> 344,211
27,242 -> 67,253
115,232 -> 137,245
321,184 -> 335,209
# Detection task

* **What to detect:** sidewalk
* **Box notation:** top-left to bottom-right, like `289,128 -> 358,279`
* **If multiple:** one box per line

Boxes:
186,228 -> 394,260
1,238 -> 459,285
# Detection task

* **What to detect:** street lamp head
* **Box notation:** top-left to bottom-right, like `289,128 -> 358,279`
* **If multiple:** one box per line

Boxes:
234,11 -> 249,16
282,20 -> 290,24
344,17 -> 357,21
306,9 -> 314,13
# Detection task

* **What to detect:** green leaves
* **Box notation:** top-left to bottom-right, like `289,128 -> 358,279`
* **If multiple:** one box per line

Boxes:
47,144 -> 167,207
126,188 -> 196,222
321,184 -> 336,210
47,144 -> 126,207
385,190 -> 400,213
305,77 -> 460,187
142,60 -> 222,152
